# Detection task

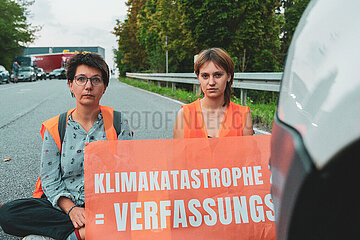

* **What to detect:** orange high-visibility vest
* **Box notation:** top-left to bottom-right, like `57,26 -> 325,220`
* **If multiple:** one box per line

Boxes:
182,99 -> 250,138
33,105 -> 119,198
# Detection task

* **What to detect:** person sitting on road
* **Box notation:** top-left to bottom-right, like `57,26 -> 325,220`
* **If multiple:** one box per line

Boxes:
173,48 -> 254,138
0,53 -> 133,240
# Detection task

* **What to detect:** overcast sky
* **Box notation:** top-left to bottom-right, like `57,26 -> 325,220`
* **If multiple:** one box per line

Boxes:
28,0 -> 128,69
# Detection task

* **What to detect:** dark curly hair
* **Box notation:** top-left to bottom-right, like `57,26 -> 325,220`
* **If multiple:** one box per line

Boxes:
66,52 -> 109,86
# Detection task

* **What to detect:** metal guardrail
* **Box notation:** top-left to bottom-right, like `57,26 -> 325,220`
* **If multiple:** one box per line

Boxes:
126,72 -> 283,105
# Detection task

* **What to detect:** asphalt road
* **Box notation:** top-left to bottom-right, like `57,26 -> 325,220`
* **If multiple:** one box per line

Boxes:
0,78 -> 267,239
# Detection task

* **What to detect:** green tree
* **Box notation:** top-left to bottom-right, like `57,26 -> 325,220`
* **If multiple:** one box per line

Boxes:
178,0 -> 282,72
137,0 -> 196,72
115,0 -> 284,73
0,0 -> 39,70
137,0 -> 165,72
231,0 -> 283,72
178,0 -> 239,52
113,0 -> 147,76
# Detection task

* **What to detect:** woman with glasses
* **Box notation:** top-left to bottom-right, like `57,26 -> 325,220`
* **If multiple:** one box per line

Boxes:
0,53 -> 133,240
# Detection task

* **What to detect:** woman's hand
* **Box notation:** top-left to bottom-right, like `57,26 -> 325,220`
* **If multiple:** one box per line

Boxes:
68,206 -> 85,229
58,197 -> 85,229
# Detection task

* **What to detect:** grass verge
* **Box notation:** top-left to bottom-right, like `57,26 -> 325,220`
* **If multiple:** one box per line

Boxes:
119,77 -> 276,131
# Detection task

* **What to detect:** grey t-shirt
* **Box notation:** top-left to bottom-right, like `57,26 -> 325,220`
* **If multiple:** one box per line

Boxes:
40,112 -> 132,209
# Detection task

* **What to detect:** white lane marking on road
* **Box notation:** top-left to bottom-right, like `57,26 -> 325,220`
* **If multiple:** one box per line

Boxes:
118,80 -> 271,135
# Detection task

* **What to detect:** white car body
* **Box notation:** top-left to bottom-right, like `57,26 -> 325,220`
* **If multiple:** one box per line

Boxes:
279,0 -> 360,169
270,0 -> 360,239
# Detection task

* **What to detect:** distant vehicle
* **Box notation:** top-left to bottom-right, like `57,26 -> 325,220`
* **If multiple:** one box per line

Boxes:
270,0 -> 360,239
32,53 -> 75,74
0,65 -> 10,84
36,68 -> 47,80
17,67 -> 36,82
49,68 -> 66,79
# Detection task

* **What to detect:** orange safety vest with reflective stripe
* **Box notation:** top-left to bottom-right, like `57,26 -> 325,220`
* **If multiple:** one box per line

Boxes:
182,99 -> 250,138
33,105 -> 119,198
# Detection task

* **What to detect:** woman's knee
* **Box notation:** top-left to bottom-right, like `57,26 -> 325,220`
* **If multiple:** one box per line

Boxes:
0,198 -> 40,233
0,202 -> 16,232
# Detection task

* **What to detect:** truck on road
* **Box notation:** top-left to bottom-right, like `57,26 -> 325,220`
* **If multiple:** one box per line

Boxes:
30,53 -> 75,74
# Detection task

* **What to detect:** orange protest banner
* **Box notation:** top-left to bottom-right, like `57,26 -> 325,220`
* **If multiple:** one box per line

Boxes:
84,135 -> 275,239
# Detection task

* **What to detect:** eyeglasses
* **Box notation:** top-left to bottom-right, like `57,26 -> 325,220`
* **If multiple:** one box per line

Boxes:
74,75 -> 103,86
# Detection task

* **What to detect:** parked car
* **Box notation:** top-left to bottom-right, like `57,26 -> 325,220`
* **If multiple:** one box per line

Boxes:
270,0 -> 360,239
0,65 -> 10,84
17,67 -> 36,82
49,68 -> 66,79
36,68 -> 47,80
